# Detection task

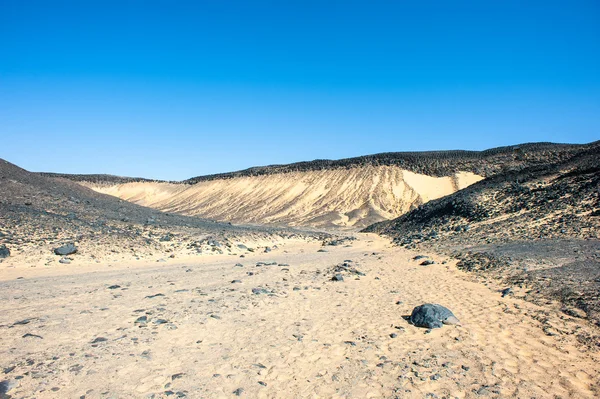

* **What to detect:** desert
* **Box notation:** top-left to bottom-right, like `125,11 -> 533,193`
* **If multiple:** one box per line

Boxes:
2,141 -> 599,398
3,2 -> 600,398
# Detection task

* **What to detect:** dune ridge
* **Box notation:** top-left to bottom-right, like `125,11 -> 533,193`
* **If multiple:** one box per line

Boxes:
83,166 -> 483,228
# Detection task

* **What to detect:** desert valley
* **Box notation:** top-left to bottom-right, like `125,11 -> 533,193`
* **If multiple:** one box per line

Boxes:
1,141 -> 599,398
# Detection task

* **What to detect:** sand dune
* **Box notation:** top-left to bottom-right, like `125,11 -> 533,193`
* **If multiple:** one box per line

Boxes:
84,166 -> 482,228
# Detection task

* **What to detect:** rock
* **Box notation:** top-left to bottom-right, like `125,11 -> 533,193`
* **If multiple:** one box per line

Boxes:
159,234 -> 172,242
171,373 -> 185,381
420,260 -> 435,266
231,280 -> 242,284
107,285 -> 121,290
59,258 -> 71,264
500,287 -> 513,297
54,243 -> 77,256
22,333 -> 43,339
409,304 -> 460,329
252,288 -> 271,295
413,255 -> 429,260
12,318 -> 33,326
0,379 -> 18,397
562,306 -> 587,319
90,337 -> 108,344
0,245 -> 10,259
233,388 -> 244,396
331,274 -> 344,282
135,316 -> 148,325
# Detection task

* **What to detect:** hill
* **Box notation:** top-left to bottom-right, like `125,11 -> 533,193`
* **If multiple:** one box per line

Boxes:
0,159 -> 323,267
363,143 -> 600,327
41,141 -> 598,228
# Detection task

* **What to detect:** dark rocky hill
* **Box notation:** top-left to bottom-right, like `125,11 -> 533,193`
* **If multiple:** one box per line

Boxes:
363,143 -> 600,328
0,159 -> 323,265
38,141 -> 599,184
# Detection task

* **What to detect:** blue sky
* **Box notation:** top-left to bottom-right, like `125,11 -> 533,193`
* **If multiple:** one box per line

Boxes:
1,0 -> 599,180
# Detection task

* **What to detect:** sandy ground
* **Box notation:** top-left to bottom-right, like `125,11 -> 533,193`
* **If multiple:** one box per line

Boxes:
1,234 -> 598,399
85,167 -> 482,228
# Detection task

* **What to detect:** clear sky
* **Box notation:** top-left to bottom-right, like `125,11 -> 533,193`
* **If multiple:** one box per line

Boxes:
1,0 -> 599,180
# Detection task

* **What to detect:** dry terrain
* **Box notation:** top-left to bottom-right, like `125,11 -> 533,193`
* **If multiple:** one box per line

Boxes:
2,141 -> 600,398
83,168 -> 481,228
2,234 -> 599,399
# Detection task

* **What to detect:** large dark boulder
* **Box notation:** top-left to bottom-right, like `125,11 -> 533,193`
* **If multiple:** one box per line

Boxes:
54,243 -> 78,256
409,304 -> 460,329
0,245 -> 9,259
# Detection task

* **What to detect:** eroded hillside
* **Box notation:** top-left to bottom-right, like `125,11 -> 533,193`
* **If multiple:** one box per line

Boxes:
83,166 -> 483,228
44,141 -> 598,228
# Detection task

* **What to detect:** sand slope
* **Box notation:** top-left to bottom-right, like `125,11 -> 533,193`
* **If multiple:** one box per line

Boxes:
1,234 -> 598,398
84,166 -> 482,228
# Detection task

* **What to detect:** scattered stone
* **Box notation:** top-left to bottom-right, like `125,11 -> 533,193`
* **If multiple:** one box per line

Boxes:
234,263 -> 244,267
252,288 -> 271,295
107,285 -> 121,290
501,287 -> 513,297
159,234 -> 173,242
0,379 -> 17,397
22,333 -> 43,339
12,318 -> 33,326
409,304 -> 460,329
562,307 -> 587,319
390,333 -> 397,338
0,245 -> 10,259
331,274 -> 344,282
171,373 -> 184,381
145,293 -> 165,299
54,243 -> 77,256
90,337 -> 108,344
233,387 -> 244,396
153,319 -> 169,325
231,280 -> 242,284
59,258 -> 71,264
413,255 -> 429,260
420,260 -> 435,266
317,249 -> 328,253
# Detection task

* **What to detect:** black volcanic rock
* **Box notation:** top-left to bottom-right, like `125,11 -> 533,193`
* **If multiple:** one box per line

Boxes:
54,243 -> 77,256
409,304 -> 460,329
0,245 -> 9,259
